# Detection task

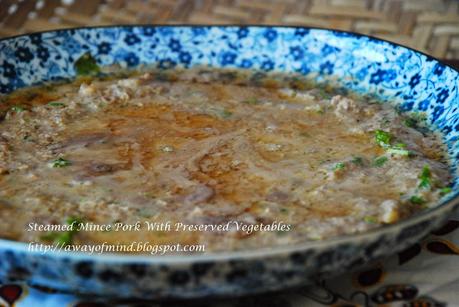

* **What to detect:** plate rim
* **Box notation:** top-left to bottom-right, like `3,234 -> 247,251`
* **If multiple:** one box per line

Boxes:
0,24 -> 458,263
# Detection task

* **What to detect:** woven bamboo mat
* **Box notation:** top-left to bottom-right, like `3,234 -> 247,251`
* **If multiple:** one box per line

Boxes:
0,0 -> 458,59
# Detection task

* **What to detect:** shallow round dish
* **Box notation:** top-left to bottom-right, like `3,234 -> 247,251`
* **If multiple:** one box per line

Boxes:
0,25 -> 458,299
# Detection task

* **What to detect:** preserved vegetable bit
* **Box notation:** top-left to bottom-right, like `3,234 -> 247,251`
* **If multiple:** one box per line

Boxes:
48,102 -> 66,107
351,156 -> 363,165
403,117 -> 417,128
75,52 -> 100,76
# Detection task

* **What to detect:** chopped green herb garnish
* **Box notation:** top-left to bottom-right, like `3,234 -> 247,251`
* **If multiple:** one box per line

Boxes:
41,217 -> 83,246
351,156 -> 364,165
372,156 -> 388,167
333,162 -> 346,171
48,102 -> 65,107
67,216 -> 84,228
299,132 -> 310,137
74,52 -> 100,76
11,106 -> 25,113
374,131 -> 412,157
387,147 -> 411,156
364,216 -> 378,224
410,195 -> 426,205
440,187 -> 452,195
242,97 -> 260,105
387,142 -> 412,157
280,208 -> 288,213
418,165 -> 431,189
50,157 -> 71,168
220,109 -> 233,119
375,130 -> 392,147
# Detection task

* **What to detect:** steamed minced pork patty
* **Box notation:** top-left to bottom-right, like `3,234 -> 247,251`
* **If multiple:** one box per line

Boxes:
0,68 -> 452,253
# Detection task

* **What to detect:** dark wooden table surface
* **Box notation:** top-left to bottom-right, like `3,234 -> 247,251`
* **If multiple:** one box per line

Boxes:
444,59 -> 459,70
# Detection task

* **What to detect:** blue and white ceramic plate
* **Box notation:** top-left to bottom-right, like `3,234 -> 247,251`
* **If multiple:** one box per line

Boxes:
0,26 -> 458,299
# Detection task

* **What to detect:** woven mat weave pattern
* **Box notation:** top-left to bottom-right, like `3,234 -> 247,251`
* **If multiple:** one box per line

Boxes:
0,0 -> 458,59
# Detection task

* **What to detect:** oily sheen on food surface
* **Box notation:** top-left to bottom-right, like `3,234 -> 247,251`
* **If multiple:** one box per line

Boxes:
0,68 -> 452,253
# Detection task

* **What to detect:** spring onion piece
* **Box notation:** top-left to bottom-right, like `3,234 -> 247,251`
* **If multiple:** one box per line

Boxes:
375,131 -> 413,157
333,162 -> 345,171
375,130 -> 392,147
50,157 -> 71,168
387,142 -> 412,156
372,156 -> 388,167
418,165 -> 431,189
364,216 -> 378,224
410,195 -> 426,205
41,217 -> 83,246
440,187 -> 452,195
11,106 -> 25,113
387,147 -> 411,156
